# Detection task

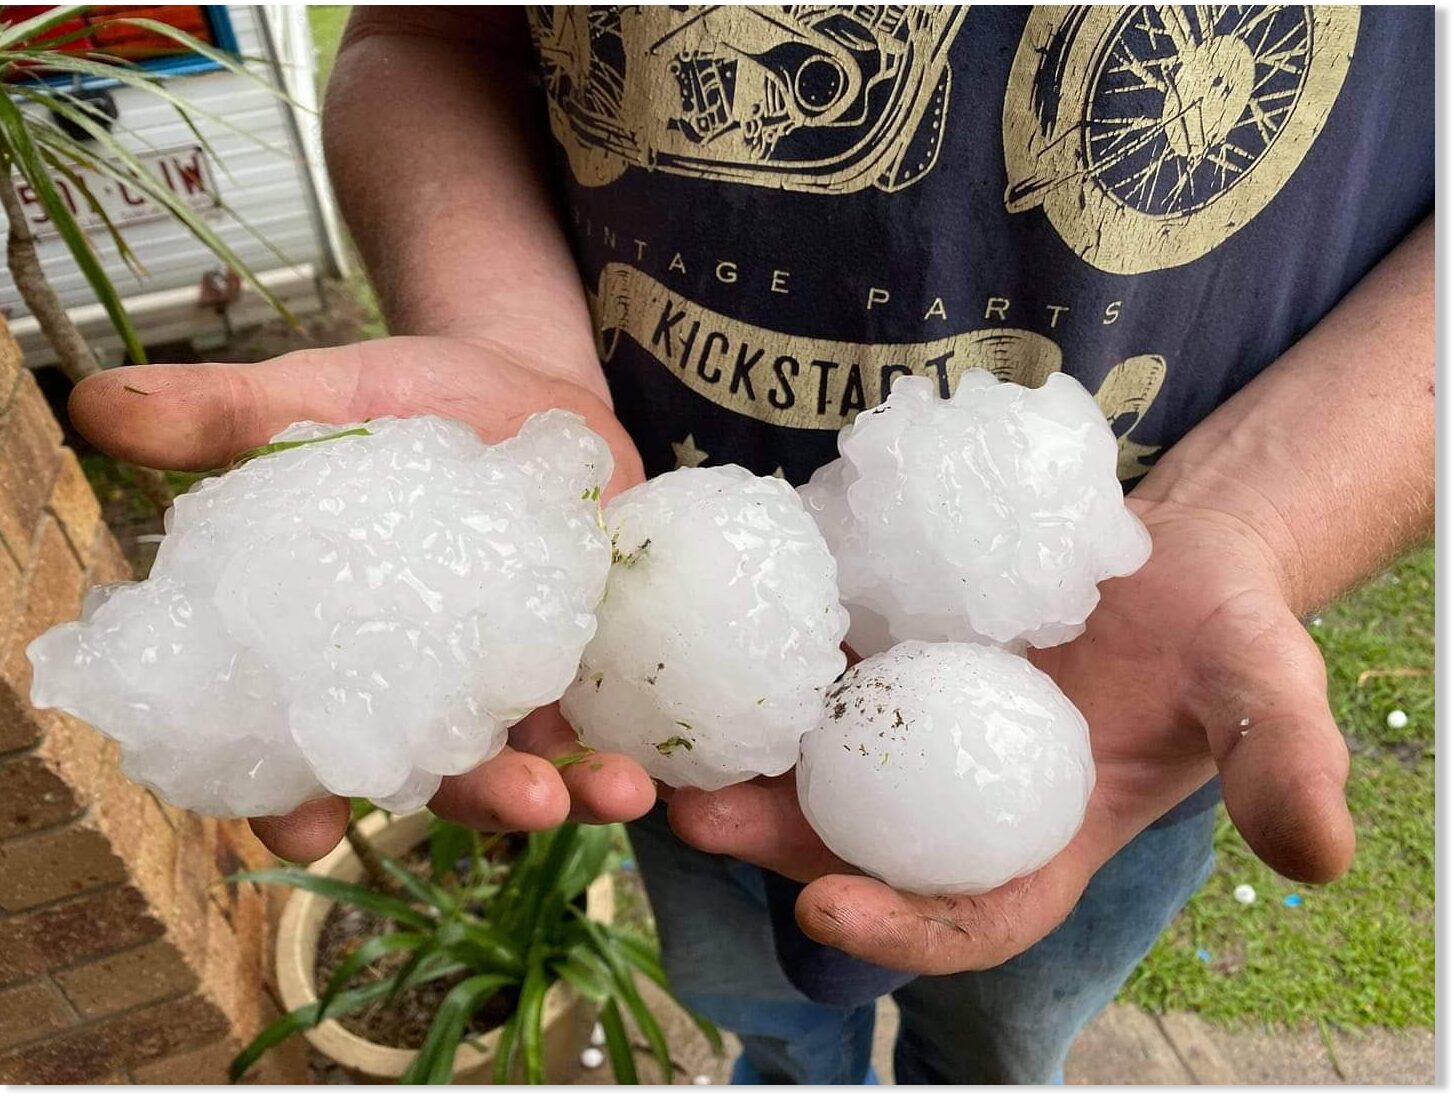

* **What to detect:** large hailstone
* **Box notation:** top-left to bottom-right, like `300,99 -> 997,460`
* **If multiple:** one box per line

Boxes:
27,412 -> 612,818
560,465 -> 849,791
797,641 -> 1093,895
800,370 -> 1151,655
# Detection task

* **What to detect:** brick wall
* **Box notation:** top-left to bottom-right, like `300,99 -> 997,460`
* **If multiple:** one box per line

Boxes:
0,321 -> 306,1083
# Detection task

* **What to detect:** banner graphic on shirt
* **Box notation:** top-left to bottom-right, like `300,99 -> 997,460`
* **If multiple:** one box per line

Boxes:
590,263 -> 1168,480
1004,5 -> 1359,274
527,6 -> 965,194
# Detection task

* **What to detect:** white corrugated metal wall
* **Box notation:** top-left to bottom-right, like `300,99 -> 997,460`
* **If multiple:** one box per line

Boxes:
0,6 -> 338,366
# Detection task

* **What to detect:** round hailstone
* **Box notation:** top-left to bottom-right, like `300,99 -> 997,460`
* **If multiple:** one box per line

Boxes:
561,465 -> 849,791
800,370 -> 1151,655
27,412 -> 613,818
797,641 -> 1093,895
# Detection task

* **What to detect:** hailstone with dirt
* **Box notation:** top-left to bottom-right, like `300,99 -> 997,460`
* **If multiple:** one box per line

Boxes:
800,370 -> 1150,655
27,412 -> 613,818
797,641 -> 1094,895
560,465 -> 849,791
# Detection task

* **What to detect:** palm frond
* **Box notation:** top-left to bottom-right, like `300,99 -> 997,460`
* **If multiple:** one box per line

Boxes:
0,89 -> 145,360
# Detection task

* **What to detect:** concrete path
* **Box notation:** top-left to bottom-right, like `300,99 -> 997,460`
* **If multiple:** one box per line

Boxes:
572,981 -> 1437,1085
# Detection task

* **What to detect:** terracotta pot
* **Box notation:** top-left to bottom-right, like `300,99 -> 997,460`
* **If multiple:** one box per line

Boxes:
275,810 -> 614,1084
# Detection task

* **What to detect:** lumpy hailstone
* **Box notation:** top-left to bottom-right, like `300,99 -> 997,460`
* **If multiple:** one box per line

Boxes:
561,465 -> 849,791
797,641 -> 1093,895
27,413 -> 613,818
800,370 -> 1151,655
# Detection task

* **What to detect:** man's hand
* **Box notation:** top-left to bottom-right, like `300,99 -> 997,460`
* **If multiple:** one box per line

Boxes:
666,501 -> 1355,974
69,336 -> 656,863
668,212 -> 1432,975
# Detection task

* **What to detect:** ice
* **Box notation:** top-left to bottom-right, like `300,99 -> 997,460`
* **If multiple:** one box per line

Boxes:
560,465 -> 849,791
27,412 -> 612,818
800,370 -> 1151,654
796,641 -> 1093,895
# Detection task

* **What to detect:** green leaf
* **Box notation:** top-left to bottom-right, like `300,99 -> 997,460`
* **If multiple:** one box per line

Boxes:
427,816 -> 477,884
10,52 -> 290,160
551,946 -> 612,1003
400,971 -> 515,1085
555,824 -> 613,904
455,924 -> 525,976
605,926 -> 668,989
230,979 -> 390,1081
231,867 -> 434,930
550,749 -> 595,769
113,17 -> 309,108
3,18 -> 104,55
230,954 -> 468,1081
516,956 -> 551,1083
601,925 -> 722,1055
681,1004 -> 724,1058
315,931 -> 424,1016
0,5 -> 88,50
34,141 -> 147,278
375,850 -> 455,916
20,75 -> 242,194
228,427 -> 371,469
0,92 -> 146,362
581,921 -> 674,1082
598,1000 -> 638,1085
349,798 -> 377,822
492,1009 -> 521,1085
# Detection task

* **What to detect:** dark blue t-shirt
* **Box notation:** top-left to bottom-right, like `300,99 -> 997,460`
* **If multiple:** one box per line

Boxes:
529,4 -> 1432,483
526,4 -> 1433,1003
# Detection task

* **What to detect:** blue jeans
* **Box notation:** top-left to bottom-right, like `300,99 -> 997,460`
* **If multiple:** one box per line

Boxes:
627,797 -> 1216,1084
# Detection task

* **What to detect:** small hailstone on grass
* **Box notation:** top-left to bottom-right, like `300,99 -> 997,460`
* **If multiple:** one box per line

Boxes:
1233,883 -> 1257,904
692,1075 -> 713,1085
561,465 -> 849,791
589,1022 -> 606,1047
1387,709 -> 1409,730
799,370 -> 1150,655
579,1046 -> 606,1070
797,641 -> 1093,895
27,413 -> 612,818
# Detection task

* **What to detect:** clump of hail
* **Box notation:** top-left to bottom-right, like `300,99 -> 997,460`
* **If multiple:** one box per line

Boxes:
797,641 -> 1094,895
28,412 -> 612,817
793,371 -> 1151,895
561,465 -> 849,791
799,369 -> 1150,657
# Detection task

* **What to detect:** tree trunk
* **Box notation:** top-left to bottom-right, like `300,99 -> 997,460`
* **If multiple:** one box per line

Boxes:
0,163 -> 101,382
0,163 -> 173,516
345,819 -> 398,896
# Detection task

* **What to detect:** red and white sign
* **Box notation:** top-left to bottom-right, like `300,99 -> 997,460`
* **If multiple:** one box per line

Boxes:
17,144 -> 217,238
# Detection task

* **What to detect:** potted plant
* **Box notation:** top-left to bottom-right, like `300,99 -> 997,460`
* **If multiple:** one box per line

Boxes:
0,6 -> 298,514
231,810 -> 717,1084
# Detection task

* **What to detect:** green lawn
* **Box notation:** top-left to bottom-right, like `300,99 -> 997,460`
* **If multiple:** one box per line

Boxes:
307,6 -> 352,93
1123,544 -> 1434,1029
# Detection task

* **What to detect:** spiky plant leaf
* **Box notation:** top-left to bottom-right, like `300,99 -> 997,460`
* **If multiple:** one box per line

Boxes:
0,90 -> 145,360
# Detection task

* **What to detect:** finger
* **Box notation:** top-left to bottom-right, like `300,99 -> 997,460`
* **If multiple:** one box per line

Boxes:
249,795 -> 351,863
67,350 -> 367,471
667,774 -> 856,881
508,706 -> 656,825
429,745 -> 570,833
794,853 -> 1091,975
1187,591 -> 1355,883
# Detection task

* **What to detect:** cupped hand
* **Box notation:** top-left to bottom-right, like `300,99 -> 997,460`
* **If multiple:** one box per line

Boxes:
666,501 -> 1356,974
69,335 -> 656,862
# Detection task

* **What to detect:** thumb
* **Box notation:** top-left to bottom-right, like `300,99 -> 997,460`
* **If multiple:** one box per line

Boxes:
68,347 -> 367,471
1186,589 -> 1355,883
